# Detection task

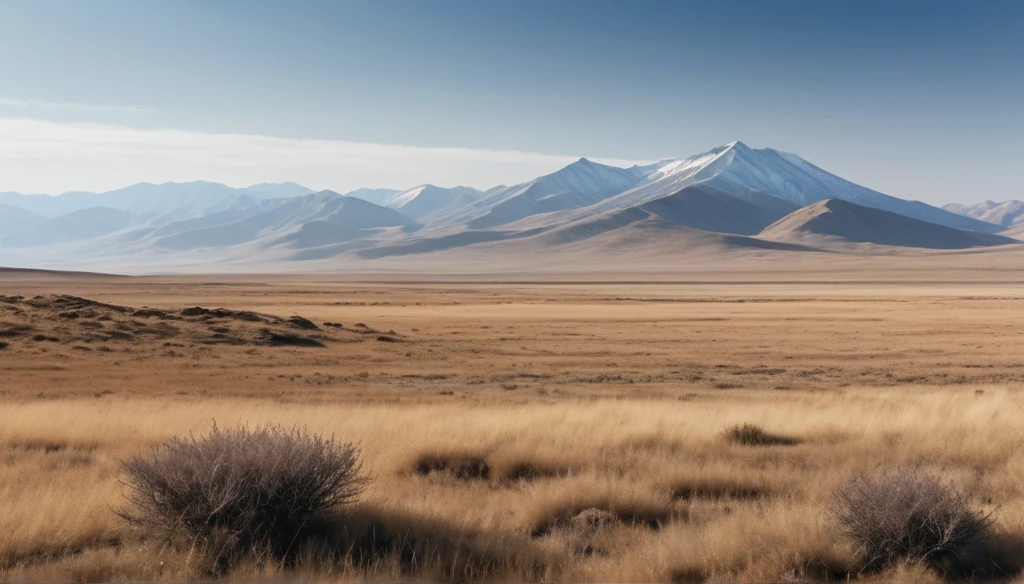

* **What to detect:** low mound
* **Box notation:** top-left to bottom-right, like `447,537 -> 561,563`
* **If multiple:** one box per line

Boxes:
0,295 -> 374,351
760,199 -> 1019,249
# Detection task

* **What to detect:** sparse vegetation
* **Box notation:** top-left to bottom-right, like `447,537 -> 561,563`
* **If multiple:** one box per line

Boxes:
3,277 -> 1024,581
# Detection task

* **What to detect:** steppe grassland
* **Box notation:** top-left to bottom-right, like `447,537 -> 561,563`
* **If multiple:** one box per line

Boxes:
2,273 -> 1024,581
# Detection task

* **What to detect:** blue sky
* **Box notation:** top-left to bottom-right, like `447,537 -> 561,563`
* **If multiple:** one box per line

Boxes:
0,0 -> 1020,202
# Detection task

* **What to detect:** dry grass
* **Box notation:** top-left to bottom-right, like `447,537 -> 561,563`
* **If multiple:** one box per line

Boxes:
2,389 -> 1023,581
3,273 -> 1024,581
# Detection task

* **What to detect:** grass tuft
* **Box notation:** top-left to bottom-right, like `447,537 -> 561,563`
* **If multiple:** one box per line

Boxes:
724,423 -> 800,446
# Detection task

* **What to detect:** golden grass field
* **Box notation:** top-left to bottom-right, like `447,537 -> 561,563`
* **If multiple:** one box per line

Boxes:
3,268 -> 1024,582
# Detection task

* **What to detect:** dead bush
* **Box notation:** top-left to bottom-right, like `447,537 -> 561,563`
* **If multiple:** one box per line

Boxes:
829,471 -> 994,572
119,423 -> 370,569
724,423 -> 799,446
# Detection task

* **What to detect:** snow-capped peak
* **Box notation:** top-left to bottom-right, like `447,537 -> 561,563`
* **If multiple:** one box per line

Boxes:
386,185 -> 430,207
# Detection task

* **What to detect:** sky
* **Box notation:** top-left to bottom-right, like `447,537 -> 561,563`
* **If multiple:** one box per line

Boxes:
0,0 -> 1020,203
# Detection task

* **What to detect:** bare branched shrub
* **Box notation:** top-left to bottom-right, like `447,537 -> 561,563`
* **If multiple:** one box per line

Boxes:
724,423 -> 799,446
119,423 -> 370,567
830,471 -> 993,571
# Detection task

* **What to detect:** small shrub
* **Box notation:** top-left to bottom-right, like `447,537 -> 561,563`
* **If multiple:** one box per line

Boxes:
119,423 -> 370,567
724,423 -> 799,446
829,471 -> 993,571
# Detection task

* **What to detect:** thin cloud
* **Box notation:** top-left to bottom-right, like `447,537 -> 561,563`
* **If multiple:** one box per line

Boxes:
0,117 -> 647,194
0,97 -> 155,114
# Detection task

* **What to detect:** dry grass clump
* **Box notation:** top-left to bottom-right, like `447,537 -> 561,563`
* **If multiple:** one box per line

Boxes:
829,471 -> 994,572
119,423 -> 370,569
670,478 -> 772,501
412,451 -> 491,480
493,459 -> 570,484
411,449 -> 571,485
524,478 -> 675,537
724,423 -> 800,446
292,504 -> 552,581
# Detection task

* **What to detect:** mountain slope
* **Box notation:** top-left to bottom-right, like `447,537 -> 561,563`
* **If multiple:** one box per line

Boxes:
0,207 -> 134,247
542,185 -> 798,246
760,199 -> 1018,249
588,142 -> 997,233
944,200 -> 1024,227
384,185 -> 482,221
0,204 -> 43,235
239,182 -> 315,199
352,185 -> 797,259
447,158 -> 643,229
153,192 -> 411,251
0,181 -> 314,219
343,188 -> 402,206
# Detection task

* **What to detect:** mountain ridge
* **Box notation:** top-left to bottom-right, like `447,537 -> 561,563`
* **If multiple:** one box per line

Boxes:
0,141 -> 1017,271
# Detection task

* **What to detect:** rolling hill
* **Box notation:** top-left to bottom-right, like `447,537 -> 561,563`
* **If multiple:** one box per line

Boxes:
0,204 -> 42,235
0,207 -> 134,248
759,199 -> 1017,249
944,200 -> 1024,228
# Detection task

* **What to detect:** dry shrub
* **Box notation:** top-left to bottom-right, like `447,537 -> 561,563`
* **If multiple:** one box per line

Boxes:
829,471 -> 994,572
119,423 -> 370,568
724,423 -> 799,446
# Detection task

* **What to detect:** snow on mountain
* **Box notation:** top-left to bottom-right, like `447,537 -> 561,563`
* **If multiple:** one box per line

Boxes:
540,184 -> 798,246
0,141 -> 1013,268
587,141 -> 997,233
943,200 -> 1024,227
438,158 -> 644,229
152,191 -> 411,251
343,188 -> 402,206
384,185 -> 482,221
239,182 -> 315,199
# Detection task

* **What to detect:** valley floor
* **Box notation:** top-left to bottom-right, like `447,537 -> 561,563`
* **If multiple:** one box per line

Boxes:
2,268 -> 1024,581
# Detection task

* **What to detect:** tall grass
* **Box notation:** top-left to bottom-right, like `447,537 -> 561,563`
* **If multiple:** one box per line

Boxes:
0,386 -> 1021,580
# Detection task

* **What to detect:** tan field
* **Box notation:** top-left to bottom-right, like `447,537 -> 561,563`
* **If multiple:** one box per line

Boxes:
3,266 -> 1024,582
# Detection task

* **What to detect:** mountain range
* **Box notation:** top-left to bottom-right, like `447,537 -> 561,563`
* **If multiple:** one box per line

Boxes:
0,141 -> 1020,272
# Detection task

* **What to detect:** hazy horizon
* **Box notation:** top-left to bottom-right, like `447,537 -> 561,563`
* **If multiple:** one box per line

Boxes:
0,0 -> 1020,204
